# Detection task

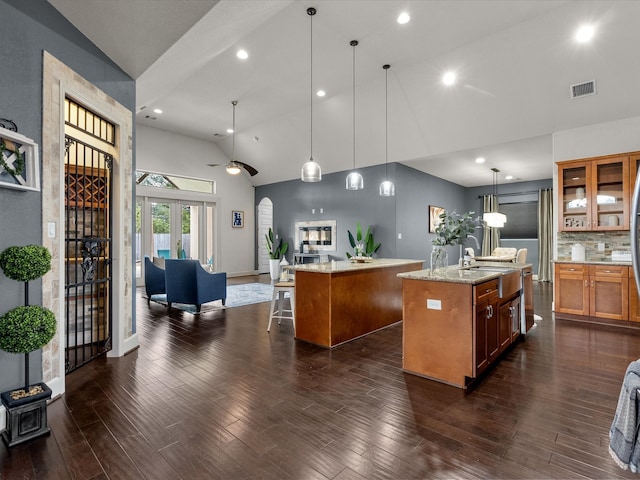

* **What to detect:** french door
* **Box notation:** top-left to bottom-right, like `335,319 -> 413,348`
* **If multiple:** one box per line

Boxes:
136,196 -> 216,285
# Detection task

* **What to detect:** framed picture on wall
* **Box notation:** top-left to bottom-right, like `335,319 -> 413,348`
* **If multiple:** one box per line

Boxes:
232,210 -> 244,228
0,126 -> 40,192
429,205 -> 445,233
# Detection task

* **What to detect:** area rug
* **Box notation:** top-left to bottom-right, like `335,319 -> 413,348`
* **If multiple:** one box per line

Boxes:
148,282 -> 281,314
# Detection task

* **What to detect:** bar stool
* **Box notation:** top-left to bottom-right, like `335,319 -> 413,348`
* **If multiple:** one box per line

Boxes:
267,281 -> 295,333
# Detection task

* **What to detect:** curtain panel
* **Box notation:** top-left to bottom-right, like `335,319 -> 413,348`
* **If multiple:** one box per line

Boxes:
537,188 -> 553,282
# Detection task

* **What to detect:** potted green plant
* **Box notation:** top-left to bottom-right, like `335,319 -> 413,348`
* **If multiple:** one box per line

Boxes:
265,228 -> 288,280
0,244 -> 57,447
431,211 -> 478,271
346,222 -> 381,260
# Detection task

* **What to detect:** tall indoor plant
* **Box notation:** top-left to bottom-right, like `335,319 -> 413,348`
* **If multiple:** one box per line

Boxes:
265,228 -> 288,280
431,210 -> 478,271
346,222 -> 381,259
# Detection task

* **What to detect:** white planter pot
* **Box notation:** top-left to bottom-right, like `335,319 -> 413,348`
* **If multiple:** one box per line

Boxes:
269,259 -> 281,281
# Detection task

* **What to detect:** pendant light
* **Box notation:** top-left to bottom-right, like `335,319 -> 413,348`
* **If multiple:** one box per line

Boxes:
226,100 -> 242,175
379,64 -> 395,196
301,7 -> 321,182
483,167 -> 507,227
346,40 -> 364,190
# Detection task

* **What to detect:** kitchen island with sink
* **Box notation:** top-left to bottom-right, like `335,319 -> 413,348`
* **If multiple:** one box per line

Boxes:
398,263 -> 532,388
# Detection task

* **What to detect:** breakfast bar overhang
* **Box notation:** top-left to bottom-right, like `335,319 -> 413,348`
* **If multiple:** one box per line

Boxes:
292,259 -> 424,348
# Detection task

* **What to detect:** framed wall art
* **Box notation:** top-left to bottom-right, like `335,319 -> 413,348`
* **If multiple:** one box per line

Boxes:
232,210 -> 244,228
0,126 -> 40,192
429,205 -> 445,233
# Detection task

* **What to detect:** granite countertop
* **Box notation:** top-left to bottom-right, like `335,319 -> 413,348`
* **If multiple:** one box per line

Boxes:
397,261 -> 532,285
554,259 -> 632,266
290,258 -> 425,274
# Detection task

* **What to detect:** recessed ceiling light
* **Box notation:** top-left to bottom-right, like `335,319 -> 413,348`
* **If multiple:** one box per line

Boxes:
252,136 -> 259,142
316,90 -> 326,97
236,49 -> 249,60
397,12 -> 410,24
576,25 -> 594,43
475,157 -> 485,164
442,71 -> 456,86
226,128 -> 234,134
505,175 -> 514,180
153,108 -> 163,114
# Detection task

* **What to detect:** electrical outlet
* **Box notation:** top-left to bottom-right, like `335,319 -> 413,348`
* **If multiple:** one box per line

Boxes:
598,242 -> 605,252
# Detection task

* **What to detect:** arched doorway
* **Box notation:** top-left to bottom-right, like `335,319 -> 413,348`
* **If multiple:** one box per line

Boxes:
257,198 -> 273,274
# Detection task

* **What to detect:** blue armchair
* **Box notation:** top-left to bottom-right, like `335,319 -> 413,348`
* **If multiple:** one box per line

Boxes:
144,256 -> 166,305
164,259 -> 226,312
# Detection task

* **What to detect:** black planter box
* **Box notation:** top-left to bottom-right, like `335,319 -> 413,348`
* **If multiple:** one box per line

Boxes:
1,382 -> 52,447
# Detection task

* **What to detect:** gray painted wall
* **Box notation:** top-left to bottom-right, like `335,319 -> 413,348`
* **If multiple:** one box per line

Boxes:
255,163 -> 469,268
0,0 -> 135,392
256,164 -> 552,274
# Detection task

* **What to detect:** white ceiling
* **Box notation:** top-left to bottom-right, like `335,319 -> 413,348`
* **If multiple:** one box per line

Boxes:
47,0 -> 640,187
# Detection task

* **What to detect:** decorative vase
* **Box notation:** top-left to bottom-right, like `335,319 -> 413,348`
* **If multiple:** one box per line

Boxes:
430,246 -> 448,273
269,258 -> 281,281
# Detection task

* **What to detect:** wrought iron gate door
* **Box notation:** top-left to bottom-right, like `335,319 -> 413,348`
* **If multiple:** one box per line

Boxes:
64,136 -> 113,372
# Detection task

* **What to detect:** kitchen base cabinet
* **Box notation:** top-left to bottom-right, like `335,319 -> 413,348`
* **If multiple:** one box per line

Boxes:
554,262 -> 629,323
500,294 -> 521,347
554,263 -> 589,316
590,265 -> 628,320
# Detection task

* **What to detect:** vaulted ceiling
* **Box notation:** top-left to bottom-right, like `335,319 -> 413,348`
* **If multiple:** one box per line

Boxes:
47,0 -> 640,187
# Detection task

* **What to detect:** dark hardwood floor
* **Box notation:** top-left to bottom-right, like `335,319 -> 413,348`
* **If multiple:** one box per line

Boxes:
2,275 -> 640,479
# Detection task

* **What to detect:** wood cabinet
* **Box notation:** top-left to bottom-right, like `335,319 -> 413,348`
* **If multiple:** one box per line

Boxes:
554,263 -> 589,315
629,153 -> 640,189
558,155 -> 629,231
474,280 -> 499,377
554,262 -> 628,321
500,294 -> 521,347
589,265 -> 628,320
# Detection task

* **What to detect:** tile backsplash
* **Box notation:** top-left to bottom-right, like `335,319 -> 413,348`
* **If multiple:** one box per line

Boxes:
557,231 -> 631,261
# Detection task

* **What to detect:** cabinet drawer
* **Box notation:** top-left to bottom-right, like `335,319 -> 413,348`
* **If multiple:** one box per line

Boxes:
555,263 -> 587,275
590,264 -> 627,277
475,279 -> 499,304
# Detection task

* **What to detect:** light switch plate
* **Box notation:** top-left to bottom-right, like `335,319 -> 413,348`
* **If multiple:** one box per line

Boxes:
47,222 -> 55,238
598,242 -> 605,252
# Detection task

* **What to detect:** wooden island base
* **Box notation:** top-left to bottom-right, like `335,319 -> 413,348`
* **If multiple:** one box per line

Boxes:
293,259 -> 424,348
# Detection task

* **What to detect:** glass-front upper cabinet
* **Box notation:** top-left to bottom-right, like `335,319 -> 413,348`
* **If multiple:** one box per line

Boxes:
558,161 -> 590,230
592,157 -> 628,230
558,155 -> 629,231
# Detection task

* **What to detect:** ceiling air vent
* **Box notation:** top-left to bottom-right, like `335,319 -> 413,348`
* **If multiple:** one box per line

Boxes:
570,80 -> 596,99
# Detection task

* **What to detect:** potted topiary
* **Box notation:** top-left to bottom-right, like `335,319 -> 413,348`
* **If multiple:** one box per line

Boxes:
0,244 -> 57,447
265,228 -> 288,280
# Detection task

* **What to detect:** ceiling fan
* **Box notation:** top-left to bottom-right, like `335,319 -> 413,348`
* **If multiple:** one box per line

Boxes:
207,100 -> 259,177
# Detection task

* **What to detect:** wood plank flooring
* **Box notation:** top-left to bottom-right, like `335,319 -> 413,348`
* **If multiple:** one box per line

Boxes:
2,276 -> 640,479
